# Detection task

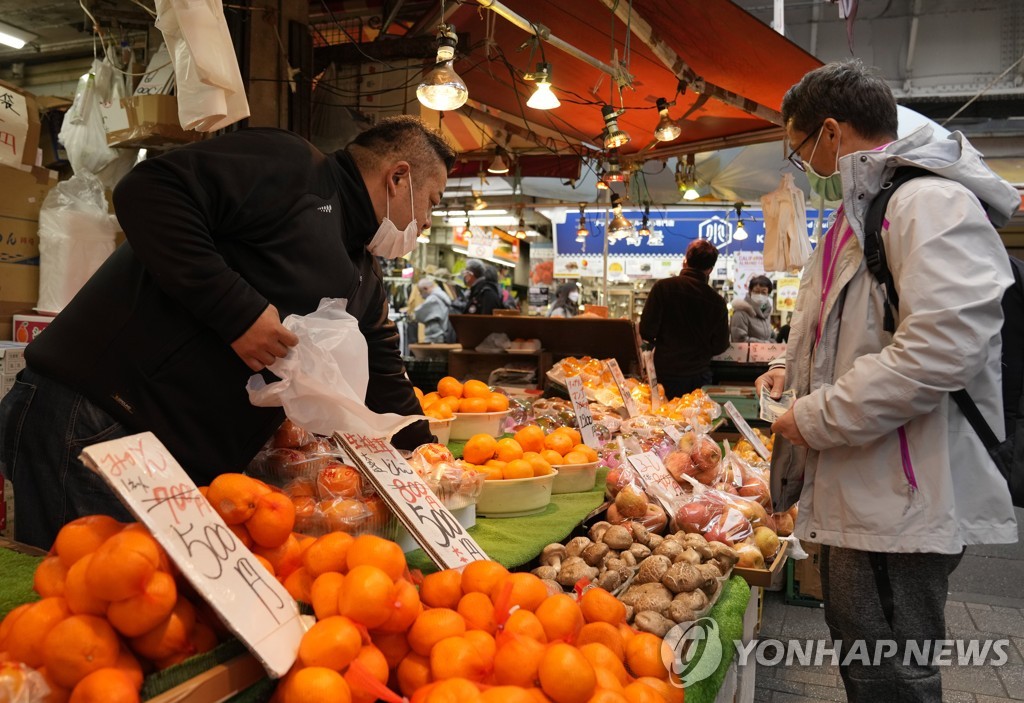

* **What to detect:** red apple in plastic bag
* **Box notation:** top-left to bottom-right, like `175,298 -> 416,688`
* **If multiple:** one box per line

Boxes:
674,501 -> 716,533
664,450 -> 697,483
273,420 -> 309,449
615,485 -> 649,518
690,435 -> 722,475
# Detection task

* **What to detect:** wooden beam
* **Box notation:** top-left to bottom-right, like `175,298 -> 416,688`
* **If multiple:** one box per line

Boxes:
596,0 -> 783,126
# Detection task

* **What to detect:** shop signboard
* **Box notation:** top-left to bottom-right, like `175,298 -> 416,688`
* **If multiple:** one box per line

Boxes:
723,402 -> 770,460
605,358 -> 638,417
641,350 -> 661,412
733,251 -> 765,297
627,451 -> 686,512
552,207 -> 830,275
80,432 -> 305,678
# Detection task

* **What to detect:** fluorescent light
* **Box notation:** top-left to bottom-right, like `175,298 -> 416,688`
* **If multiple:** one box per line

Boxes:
0,21 -> 36,49
434,209 -> 508,217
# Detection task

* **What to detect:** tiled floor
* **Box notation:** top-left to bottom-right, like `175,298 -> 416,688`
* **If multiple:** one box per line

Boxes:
749,508 -> 1024,702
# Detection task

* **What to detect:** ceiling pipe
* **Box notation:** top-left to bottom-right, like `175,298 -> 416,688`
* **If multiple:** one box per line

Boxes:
475,0 -> 620,79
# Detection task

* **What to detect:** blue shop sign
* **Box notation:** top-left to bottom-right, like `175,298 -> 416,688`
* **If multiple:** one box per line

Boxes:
554,208 -> 830,257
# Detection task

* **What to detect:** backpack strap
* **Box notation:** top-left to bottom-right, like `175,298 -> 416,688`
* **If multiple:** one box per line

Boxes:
862,166 -> 933,334
951,389 -> 1001,452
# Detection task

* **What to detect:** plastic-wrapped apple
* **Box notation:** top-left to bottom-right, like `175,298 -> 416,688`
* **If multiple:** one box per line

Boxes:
664,450 -> 697,483
273,419 -> 309,448
643,503 -> 669,534
605,465 -> 624,498
690,435 -> 722,474
738,473 -> 771,507
615,485 -> 649,518
774,511 -> 795,537
735,543 -> 765,569
677,430 -> 697,455
727,496 -> 770,528
674,501 -> 714,533
711,482 -> 739,495
753,526 -> 781,560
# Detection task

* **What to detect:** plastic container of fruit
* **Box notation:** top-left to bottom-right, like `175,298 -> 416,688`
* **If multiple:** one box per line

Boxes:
551,460 -> 599,494
449,410 -> 510,441
429,418 -> 452,445
475,470 -> 557,517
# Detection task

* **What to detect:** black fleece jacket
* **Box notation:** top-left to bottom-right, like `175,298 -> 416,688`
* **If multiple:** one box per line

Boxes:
26,128 -> 431,484
638,268 -> 730,377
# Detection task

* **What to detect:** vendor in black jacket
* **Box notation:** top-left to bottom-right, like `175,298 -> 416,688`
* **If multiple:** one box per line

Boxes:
638,239 -> 730,398
0,116 -> 455,549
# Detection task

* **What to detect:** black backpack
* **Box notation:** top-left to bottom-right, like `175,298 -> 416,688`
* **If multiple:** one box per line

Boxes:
864,166 -> 1024,507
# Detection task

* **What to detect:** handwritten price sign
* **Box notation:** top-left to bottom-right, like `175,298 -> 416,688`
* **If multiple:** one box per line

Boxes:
79,433 -> 304,678
642,351 -> 661,412
605,359 -> 639,418
723,401 -> 770,460
627,451 -> 687,512
336,433 -> 487,570
565,375 -> 597,448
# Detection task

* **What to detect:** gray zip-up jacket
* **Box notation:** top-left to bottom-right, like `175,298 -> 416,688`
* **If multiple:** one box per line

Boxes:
771,126 -> 1019,554
414,288 -> 452,343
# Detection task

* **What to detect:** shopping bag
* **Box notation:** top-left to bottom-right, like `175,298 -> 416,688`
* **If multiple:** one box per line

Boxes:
247,298 -> 423,439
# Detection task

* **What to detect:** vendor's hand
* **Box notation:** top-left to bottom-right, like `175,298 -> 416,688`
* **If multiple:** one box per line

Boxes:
772,407 -> 808,447
231,304 -> 298,372
755,367 -> 787,400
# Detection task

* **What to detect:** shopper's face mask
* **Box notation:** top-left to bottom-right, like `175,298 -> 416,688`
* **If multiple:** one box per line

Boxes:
805,127 -> 844,202
368,171 -> 418,259
568,291 -> 580,303
750,293 -> 771,313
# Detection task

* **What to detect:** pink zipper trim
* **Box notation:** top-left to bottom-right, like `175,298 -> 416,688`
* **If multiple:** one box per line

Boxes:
815,206 -> 854,346
897,426 -> 918,491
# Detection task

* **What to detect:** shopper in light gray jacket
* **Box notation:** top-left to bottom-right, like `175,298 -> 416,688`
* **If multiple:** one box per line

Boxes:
758,59 -> 1018,703
730,275 -> 775,342
412,278 -> 452,343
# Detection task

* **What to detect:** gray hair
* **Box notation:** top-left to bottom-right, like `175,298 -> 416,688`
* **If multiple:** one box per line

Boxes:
417,277 -> 436,293
781,59 -> 898,141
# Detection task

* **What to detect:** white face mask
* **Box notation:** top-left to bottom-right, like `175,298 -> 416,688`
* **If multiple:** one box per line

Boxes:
367,172 -> 418,259
568,291 -> 580,303
750,293 -> 772,312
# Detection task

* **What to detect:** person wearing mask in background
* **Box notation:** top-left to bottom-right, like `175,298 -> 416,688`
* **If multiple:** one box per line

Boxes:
0,116 -> 455,550
639,239 -> 730,398
731,275 -> 776,342
412,277 -> 453,343
758,59 -> 1018,703
454,259 -> 501,315
548,282 -> 580,318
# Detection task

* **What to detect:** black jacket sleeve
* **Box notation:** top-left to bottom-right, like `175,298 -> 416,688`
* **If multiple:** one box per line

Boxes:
111,131 -> 314,343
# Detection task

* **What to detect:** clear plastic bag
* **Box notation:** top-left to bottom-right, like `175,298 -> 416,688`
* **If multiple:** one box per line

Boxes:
662,429 -> 723,486
406,443 -> 485,510
60,60 -> 136,179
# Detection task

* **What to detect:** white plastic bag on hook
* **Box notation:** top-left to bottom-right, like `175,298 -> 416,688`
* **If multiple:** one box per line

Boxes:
154,0 -> 249,132
60,59 -> 136,182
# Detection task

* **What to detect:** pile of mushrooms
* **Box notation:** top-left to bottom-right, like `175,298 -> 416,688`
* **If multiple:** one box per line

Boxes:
532,522 -> 739,637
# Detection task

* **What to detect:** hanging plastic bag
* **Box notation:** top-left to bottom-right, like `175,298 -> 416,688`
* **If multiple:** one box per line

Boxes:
36,172 -> 118,313
155,0 -> 250,132
247,298 -> 423,440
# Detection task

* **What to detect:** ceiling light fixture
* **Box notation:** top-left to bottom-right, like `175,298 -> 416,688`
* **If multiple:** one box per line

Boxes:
486,147 -> 510,175
416,25 -> 468,112
676,155 -> 701,201
514,217 -> 527,239
525,62 -> 560,110
604,151 -> 626,183
653,97 -> 681,142
638,204 -> 651,237
608,193 -> 634,240
0,21 -> 36,50
575,204 -> 589,242
733,203 -> 748,241
602,105 -> 630,149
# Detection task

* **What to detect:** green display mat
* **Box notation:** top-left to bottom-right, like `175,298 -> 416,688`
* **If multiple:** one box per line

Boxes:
406,467 -> 608,573
0,548 -> 41,620
685,575 -> 752,703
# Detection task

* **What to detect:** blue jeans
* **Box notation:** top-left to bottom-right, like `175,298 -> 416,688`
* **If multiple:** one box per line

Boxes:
0,368 -> 134,549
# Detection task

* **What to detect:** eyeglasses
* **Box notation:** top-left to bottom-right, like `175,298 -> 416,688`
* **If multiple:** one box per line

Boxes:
785,122 -> 823,172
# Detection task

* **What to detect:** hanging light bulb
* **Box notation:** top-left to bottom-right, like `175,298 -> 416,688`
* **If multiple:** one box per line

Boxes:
596,178 -> 610,191
514,217 -> 527,239
604,151 -> 626,183
654,97 -> 681,142
416,26 -> 468,112
683,184 -> 701,201
487,148 -> 509,175
575,204 -> 589,242
608,193 -> 634,240
733,203 -> 748,241
676,155 -> 701,201
602,105 -> 630,149
526,63 -> 560,110
638,204 -> 651,237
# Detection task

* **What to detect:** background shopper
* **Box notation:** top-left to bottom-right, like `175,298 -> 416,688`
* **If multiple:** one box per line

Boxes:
639,239 -> 730,398
731,274 -> 776,342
